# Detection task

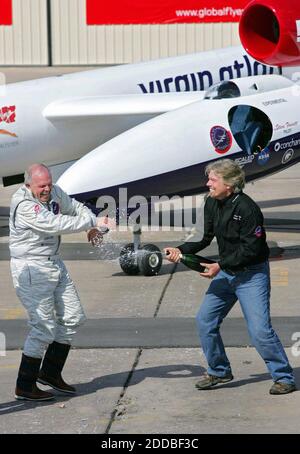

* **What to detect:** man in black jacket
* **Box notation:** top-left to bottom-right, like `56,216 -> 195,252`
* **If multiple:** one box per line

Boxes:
165,159 -> 295,395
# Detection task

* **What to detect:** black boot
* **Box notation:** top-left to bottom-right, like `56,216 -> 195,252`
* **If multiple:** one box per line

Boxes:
37,341 -> 76,394
15,353 -> 55,401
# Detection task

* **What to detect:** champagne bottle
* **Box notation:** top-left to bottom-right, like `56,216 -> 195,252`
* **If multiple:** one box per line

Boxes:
179,253 -> 215,272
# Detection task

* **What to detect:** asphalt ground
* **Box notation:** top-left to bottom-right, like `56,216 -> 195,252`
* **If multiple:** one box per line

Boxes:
1,167 -> 300,436
0,67 -> 300,436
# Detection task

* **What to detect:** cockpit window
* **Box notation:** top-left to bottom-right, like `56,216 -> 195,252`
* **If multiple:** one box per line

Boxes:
205,81 -> 241,100
228,105 -> 273,156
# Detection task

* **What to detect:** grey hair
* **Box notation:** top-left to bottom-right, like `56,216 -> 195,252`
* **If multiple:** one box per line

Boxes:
24,164 -> 51,184
205,159 -> 245,193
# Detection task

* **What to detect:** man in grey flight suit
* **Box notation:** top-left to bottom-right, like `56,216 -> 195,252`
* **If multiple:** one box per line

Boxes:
10,163 -> 111,401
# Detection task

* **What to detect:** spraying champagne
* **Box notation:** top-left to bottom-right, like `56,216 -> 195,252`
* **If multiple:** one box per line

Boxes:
88,215 -> 117,247
88,226 -> 110,247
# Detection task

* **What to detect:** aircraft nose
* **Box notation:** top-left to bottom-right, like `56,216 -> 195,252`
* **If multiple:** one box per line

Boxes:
57,163 -> 82,195
57,99 -> 222,199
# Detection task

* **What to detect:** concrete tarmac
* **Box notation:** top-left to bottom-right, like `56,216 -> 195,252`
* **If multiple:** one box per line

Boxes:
0,67 -> 300,434
0,167 -> 300,434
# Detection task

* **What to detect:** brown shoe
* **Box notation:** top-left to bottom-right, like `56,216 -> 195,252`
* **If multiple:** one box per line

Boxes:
195,373 -> 234,390
269,382 -> 296,395
38,370 -> 76,394
15,384 -> 55,401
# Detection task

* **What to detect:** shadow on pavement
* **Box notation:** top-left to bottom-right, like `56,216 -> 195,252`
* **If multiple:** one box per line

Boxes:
0,364 -> 203,416
1,365 -> 299,416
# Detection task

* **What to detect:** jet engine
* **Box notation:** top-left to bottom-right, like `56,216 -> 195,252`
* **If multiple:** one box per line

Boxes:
239,0 -> 300,66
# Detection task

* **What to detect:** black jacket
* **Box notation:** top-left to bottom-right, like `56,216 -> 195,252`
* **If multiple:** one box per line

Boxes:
178,192 -> 269,272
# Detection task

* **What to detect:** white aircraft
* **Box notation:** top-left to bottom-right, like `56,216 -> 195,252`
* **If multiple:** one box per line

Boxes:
0,44 -> 278,187
57,73 -> 299,202
1,0 -> 300,275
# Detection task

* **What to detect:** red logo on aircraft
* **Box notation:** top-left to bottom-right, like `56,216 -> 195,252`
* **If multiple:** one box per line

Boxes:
0,105 -> 17,138
0,105 -> 16,123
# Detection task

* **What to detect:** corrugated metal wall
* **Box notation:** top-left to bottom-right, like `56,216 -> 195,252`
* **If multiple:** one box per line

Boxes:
51,0 -> 240,65
0,0 -> 48,65
0,0 -> 241,66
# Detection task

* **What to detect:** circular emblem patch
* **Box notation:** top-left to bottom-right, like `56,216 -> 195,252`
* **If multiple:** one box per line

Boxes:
34,204 -> 41,214
51,201 -> 60,215
254,226 -> 262,238
257,148 -> 270,166
282,148 -> 294,164
210,126 -> 232,154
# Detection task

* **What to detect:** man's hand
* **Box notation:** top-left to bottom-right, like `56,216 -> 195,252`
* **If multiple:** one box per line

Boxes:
163,247 -> 181,263
199,262 -> 220,279
96,216 -> 116,230
87,228 -> 103,246
88,216 -> 116,246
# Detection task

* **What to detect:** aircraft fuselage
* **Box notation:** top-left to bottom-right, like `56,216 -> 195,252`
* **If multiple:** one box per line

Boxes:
0,46 -> 279,179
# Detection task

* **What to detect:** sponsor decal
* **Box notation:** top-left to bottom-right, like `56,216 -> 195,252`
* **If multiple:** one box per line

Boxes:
210,125 -> 232,154
0,105 -> 15,123
274,137 -> 300,152
138,55 -> 276,93
0,105 -> 17,138
235,155 -> 255,166
0,0 -> 12,26
282,148 -> 294,164
262,98 -> 288,106
0,140 -> 18,148
274,121 -> 298,132
86,0 -> 248,25
51,202 -> 60,215
257,148 -> 270,166
254,226 -> 262,238
34,204 -> 41,214
0,129 -> 17,138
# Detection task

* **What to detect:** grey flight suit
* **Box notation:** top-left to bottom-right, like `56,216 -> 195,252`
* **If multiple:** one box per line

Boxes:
9,184 -> 96,358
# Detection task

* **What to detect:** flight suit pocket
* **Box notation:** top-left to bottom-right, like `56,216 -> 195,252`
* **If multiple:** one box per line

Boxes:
27,262 -> 60,286
10,261 -> 30,288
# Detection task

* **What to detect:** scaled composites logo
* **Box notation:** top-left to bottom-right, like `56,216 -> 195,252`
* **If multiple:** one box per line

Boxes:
0,105 -> 18,138
138,55 -> 278,93
235,154 -> 255,167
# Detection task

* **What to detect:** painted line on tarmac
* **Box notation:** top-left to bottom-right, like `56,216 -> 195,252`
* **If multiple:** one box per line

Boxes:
1,317 -> 299,349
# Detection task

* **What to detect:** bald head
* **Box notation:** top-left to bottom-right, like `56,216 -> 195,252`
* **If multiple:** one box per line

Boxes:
25,164 -> 52,203
24,164 -> 51,184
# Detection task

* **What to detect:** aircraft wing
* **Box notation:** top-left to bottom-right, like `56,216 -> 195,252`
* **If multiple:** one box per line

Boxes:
43,92 -> 203,120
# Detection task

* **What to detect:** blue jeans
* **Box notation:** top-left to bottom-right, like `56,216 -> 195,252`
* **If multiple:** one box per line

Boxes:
196,261 -> 295,384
